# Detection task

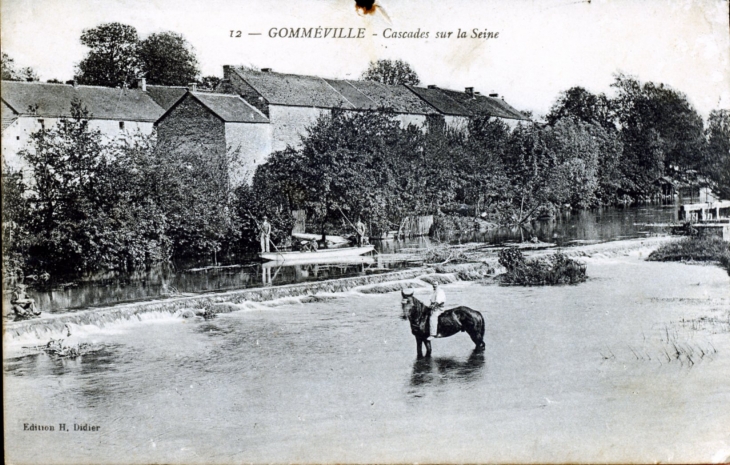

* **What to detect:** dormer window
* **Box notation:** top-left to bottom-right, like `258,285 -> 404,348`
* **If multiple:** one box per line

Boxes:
119,121 -> 125,130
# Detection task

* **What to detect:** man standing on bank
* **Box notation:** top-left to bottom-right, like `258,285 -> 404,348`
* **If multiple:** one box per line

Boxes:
260,216 -> 272,253
429,282 -> 446,339
355,217 -> 366,247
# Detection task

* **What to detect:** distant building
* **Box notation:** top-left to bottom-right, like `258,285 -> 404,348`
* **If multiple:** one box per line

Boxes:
218,66 -> 529,151
1,80 -> 164,171
2,69 -> 530,185
155,91 -> 271,186
406,85 -> 527,129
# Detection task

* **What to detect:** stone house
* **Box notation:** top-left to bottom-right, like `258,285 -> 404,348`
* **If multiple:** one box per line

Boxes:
217,66 -> 529,151
1,80 -> 164,171
155,91 -> 271,186
218,66 -> 439,151
406,84 -> 528,130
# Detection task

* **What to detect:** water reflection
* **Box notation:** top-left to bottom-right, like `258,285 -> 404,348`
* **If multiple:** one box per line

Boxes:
13,204 -> 681,314
408,350 -> 486,395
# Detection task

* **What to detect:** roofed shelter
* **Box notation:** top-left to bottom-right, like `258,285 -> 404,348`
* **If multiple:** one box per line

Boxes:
155,91 -> 271,186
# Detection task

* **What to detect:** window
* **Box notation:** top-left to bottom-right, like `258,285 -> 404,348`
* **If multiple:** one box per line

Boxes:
37,118 -> 45,130
119,121 -> 125,130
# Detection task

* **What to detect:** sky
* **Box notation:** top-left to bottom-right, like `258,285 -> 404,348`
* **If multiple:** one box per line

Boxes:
2,0 -> 729,118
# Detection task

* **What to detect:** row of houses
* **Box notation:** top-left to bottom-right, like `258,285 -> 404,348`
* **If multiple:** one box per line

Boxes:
2,66 -> 529,183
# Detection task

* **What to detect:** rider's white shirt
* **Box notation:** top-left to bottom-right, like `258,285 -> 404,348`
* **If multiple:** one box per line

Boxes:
430,288 -> 445,306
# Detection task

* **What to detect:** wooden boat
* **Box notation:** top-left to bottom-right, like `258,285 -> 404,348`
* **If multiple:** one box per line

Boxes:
262,255 -> 375,268
292,233 -> 350,245
259,245 -> 375,263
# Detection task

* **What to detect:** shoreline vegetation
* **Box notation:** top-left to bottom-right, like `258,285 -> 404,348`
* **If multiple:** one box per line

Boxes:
3,55 -> 729,288
1,237 -> 673,328
648,235 -> 730,275
6,236 -> 730,360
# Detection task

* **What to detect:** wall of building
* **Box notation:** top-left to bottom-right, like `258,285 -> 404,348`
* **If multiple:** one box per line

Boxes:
444,115 -> 470,133
2,116 -> 154,172
157,96 -> 226,155
268,105 -> 328,151
394,113 -> 428,130
225,122 -> 273,186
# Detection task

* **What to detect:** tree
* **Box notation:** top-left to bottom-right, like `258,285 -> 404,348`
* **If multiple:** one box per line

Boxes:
2,52 -> 39,81
611,74 -> 706,186
705,109 -> 730,199
546,86 -> 613,129
360,59 -> 420,86
138,32 -> 200,86
200,76 -> 222,90
76,23 -> 141,87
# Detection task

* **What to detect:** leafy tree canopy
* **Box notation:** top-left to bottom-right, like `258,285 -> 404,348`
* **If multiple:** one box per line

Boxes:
76,22 -> 141,87
2,52 -> 39,82
138,32 -> 200,86
360,59 -> 420,86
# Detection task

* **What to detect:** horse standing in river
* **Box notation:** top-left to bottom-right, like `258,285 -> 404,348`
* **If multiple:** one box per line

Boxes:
400,289 -> 486,358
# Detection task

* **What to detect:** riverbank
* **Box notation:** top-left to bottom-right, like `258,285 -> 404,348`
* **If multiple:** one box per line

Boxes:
4,236 -> 677,353
4,235 -> 729,464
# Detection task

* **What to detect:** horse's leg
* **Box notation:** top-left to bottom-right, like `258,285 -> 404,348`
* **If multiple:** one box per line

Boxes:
424,339 -> 432,357
465,318 -> 486,350
416,336 -> 423,358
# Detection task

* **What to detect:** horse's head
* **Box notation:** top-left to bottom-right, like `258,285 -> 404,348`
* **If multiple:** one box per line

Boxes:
400,289 -> 415,320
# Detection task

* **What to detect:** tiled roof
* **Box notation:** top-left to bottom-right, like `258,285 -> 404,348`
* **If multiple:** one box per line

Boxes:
405,85 -> 472,116
436,88 -> 528,120
345,80 -> 435,114
231,69 -> 355,109
323,79 -> 378,110
190,92 -> 269,123
146,85 -> 187,110
229,67 -> 436,114
1,80 -> 165,122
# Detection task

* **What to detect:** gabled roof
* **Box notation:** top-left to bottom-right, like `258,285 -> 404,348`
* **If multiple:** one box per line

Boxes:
190,92 -> 269,123
323,79 -> 378,110
405,85 -> 473,116
156,91 -> 269,124
146,85 -> 187,110
435,88 -> 528,120
345,80 -> 435,114
0,80 -> 165,122
227,66 -> 528,119
231,68 -> 355,109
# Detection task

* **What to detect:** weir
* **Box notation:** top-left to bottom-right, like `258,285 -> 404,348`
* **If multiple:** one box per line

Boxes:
3,267 -> 450,343
4,236 -> 674,346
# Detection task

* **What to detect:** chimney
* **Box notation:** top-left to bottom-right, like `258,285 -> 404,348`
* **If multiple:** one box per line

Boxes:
465,87 -> 474,97
138,77 -> 147,92
427,84 -> 437,89
474,91 -> 481,96
261,68 -> 272,73
223,65 -> 232,79
489,93 -> 498,98
188,82 -> 198,92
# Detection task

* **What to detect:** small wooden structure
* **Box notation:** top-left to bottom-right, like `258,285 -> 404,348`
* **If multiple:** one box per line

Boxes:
678,200 -> 730,222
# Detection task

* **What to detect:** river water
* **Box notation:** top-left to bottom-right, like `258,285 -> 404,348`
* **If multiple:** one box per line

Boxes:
13,203 -> 680,313
4,251 -> 730,463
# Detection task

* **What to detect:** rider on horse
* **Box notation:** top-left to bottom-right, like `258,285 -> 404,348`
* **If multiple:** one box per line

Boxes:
429,282 -> 445,339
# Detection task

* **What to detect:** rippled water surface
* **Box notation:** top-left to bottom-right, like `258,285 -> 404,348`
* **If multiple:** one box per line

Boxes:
14,203 -> 683,313
5,254 -> 730,463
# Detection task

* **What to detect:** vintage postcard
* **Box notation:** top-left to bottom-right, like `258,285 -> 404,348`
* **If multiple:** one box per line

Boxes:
3,0 -> 730,463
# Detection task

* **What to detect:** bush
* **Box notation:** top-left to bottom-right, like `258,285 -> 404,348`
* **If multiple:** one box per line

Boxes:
498,247 -> 587,285
648,236 -> 730,276
648,236 -> 730,263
